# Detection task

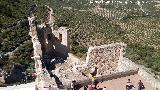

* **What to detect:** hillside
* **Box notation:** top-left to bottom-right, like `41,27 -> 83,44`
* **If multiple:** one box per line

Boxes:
0,0 -> 160,84
0,0 -> 49,85
51,0 -> 160,76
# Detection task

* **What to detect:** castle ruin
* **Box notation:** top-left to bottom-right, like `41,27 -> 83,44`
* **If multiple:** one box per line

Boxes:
28,6 -> 160,90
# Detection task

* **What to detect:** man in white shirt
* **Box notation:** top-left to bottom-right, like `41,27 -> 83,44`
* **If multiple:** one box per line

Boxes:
126,79 -> 135,90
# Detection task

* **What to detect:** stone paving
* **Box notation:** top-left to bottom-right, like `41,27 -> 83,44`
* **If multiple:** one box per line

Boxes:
80,74 -> 156,90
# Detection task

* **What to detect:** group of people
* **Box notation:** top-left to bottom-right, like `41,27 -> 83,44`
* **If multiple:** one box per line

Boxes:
70,66 -> 145,90
70,78 -> 145,90
82,67 -> 99,90
87,78 -> 145,90
126,79 -> 145,90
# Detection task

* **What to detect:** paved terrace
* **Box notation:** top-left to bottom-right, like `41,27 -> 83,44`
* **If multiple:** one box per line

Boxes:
80,74 -> 156,90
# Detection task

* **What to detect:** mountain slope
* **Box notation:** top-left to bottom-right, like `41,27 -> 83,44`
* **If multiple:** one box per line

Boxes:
0,0 -> 48,77
50,0 -> 160,76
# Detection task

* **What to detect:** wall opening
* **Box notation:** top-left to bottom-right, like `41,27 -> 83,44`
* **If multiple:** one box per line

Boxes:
59,33 -> 62,42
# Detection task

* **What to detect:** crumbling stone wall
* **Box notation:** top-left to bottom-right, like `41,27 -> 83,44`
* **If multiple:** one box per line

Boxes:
28,5 -> 70,90
86,43 -> 126,75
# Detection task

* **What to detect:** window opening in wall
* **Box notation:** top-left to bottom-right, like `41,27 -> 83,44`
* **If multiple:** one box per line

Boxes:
59,33 -> 62,42
47,34 -> 51,40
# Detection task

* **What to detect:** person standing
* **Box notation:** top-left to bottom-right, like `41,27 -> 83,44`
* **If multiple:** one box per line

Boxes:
138,80 -> 145,90
88,85 -> 94,90
126,79 -> 135,90
91,75 -> 96,85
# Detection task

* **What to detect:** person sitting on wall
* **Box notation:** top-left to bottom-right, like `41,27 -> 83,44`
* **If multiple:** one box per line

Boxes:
138,80 -> 145,90
126,79 -> 135,90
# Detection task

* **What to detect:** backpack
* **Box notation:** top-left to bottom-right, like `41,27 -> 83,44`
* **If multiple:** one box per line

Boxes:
141,85 -> 145,89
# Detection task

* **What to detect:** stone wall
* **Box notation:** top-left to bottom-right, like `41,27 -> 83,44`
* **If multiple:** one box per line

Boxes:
28,5 -> 70,90
117,57 -> 138,72
85,43 -> 126,75
28,12 -> 58,90
53,27 -> 69,48
53,27 -> 69,59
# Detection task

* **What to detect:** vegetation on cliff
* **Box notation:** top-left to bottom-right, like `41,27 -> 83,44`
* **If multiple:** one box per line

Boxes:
0,0 -> 48,84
